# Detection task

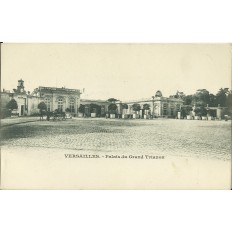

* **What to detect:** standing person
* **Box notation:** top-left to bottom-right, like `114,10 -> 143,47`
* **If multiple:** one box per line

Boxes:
47,111 -> 50,121
39,109 -> 43,121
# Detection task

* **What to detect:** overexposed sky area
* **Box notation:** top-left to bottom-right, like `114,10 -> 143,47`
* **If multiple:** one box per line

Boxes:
1,44 -> 231,100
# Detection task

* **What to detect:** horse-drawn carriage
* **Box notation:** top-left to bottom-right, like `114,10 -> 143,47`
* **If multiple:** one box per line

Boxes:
39,110 -> 67,121
51,111 -> 67,121
47,110 -> 68,121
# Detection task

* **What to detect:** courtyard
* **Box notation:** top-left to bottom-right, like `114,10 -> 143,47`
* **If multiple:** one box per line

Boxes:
1,117 -> 231,189
1,118 -> 231,161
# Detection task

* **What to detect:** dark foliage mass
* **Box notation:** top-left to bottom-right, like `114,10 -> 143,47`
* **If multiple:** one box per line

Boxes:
132,103 -> 141,112
170,88 -> 232,116
108,103 -> 118,114
7,99 -> 18,111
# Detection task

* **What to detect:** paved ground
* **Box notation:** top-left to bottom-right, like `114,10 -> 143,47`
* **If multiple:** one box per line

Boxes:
1,118 -> 231,161
1,116 -> 39,127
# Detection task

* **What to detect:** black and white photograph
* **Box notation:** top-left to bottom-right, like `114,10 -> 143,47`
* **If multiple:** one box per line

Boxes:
1,43 -> 231,189
1,1 -> 232,232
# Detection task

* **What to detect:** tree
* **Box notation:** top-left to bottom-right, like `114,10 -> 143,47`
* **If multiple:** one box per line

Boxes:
7,99 -> 18,111
194,106 -> 207,117
225,90 -> 232,116
122,103 -> 128,110
132,103 -> 141,112
79,104 -> 85,114
181,106 -> 193,117
90,104 -> 101,115
38,102 -> 47,121
122,103 -> 128,113
192,89 -> 210,107
216,88 -> 229,107
108,103 -> 117,114
38,102 -> 47,112
183,95 -> 193,105
143,104 -> 150,110
143,104 -> 150,116
170,91 -> 185,99
209,93 -> 217,107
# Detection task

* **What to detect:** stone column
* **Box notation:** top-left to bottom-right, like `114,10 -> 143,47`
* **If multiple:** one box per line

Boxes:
65,95 -> 69,112
140,109 -> 143,118
216,107 -> 222,120
52,94 -> 56,112
75,97 -> 78,115
160,103 -> 163,116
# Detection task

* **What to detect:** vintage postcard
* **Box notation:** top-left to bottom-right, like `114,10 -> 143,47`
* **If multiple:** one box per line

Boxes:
0,43 -> 231,189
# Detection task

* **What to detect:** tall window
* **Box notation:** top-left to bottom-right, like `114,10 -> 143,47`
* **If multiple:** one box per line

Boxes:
69,98 -> 75,113
176,104 -> 180,111
58,98 -> 63,111
163,103 -> 168,115
170,104 -> 175,116
45,98 -> 51,112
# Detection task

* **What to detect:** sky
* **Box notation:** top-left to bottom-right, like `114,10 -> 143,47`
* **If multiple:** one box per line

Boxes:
1,44 -> 231,101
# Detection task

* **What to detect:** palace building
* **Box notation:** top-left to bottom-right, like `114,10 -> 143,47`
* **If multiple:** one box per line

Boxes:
1,79 -> 184,118
116,90 -> 184,118
31,86 -> 81,115
1,79 -> 81,117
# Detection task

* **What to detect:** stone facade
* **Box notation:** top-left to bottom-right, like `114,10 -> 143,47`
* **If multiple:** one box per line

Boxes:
31,86 -> 81,115
1,79 -> 35,117
1,83 -> 184,119
80,99 -> 109,117
117,91 -> 184,118
1,79 -> 81,117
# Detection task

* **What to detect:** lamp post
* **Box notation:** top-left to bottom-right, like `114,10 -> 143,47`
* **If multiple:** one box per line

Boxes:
152,96 -> 155,119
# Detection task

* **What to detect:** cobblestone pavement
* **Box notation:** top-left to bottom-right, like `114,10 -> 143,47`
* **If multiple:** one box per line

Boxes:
1,118 -> 231,161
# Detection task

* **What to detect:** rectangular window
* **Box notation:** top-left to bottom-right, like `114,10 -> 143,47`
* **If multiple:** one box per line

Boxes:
163,103 -> 168,115
70,99 -> 75,113
171,108 -> 174,116
58,98 -> 63,112
45,98 -> 51,112
170,103 -> 175,116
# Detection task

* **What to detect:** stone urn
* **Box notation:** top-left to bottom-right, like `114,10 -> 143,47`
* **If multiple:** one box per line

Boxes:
91,113 -> 96,118
110,114 -> 115,119
133,113 -> 139,119
78,112 -> 83,117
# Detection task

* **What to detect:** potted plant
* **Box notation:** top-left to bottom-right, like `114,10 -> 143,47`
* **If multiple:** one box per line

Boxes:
90,103 -> 100,118
121,103 -> 128,119
143,104 -> 150,119
65,108 -> 72,119
78,104 -> 85,117
107,98 -> 118,119
108,103 -> 117,118
132,103 -> 141,119
7,99 -> 18,117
